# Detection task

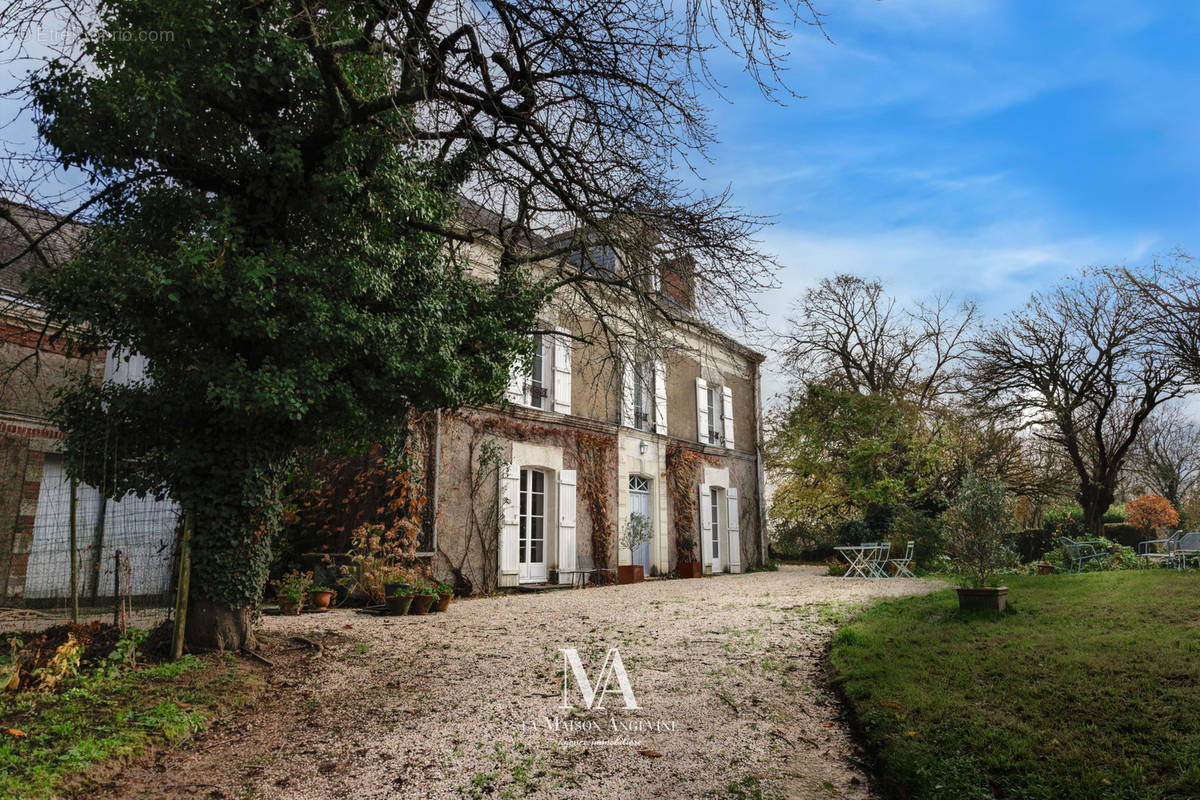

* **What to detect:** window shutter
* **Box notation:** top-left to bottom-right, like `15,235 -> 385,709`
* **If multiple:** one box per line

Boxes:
695,377 -> 708,444
621,361 -> 636,427
726,487 -> 742,573
698,483 -> 712,569
506,346 -> 526,406
553,327 -> 572,415
653,360 -> 668,435
722,386 -> 735,449
557,470 -> 577,584
499,464 -> 520,585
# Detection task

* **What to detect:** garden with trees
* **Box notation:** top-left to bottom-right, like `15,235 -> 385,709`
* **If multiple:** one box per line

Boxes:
767,266 -> 1200,577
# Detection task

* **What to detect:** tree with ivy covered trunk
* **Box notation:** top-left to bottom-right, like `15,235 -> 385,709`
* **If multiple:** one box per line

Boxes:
6,0 -> 819,649
22,0 -> 543,649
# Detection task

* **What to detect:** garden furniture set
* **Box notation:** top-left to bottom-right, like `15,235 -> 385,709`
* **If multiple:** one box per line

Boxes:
1137,531 -> 1200,571
835,540 -> 915,579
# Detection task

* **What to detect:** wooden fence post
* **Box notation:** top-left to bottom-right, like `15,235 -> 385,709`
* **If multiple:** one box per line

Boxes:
68,479 -> 78,624
171,510 -> 193,660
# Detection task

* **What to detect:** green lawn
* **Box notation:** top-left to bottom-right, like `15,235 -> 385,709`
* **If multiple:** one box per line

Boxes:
829,571 -> 1200,800
0,650 -> 264,799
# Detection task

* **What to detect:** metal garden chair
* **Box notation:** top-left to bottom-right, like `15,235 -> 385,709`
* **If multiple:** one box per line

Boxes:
1137,530 -> 1182,570
866,541 -> 891,578
888,540 -> 916,578
1174,532 -> 1200,571
1059,536 -> 1112,573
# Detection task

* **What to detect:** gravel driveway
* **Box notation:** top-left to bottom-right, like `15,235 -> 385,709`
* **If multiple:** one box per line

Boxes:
96,566 -> 942,800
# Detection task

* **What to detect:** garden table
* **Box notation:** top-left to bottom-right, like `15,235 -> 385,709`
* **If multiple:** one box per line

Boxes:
835,544 -> 888,579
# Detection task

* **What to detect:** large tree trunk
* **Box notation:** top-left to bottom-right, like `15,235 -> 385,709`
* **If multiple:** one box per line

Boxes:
180,473 -> 282,651
186,596 -> 255,651
1079,480 -> 1115,540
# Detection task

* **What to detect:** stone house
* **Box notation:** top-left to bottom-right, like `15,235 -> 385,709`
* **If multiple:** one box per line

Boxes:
427,234 -> 767,592
0,200 -> 766,602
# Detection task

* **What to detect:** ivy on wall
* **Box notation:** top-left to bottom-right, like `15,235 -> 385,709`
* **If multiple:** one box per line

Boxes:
666,443 -> 724,562
576,432 -> 616,571
441,412 -> 619,590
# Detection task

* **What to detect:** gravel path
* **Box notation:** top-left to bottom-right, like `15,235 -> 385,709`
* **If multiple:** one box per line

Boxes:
98,566 -> 943,800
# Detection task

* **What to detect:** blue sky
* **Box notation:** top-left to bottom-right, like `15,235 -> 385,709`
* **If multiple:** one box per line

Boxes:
697,0 -> 1200,346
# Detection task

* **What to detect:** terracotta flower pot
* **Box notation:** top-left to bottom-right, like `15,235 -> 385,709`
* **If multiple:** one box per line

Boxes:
309,590 -> 335,610
956,586 -> 1008,612
436,593 -> 452,612
279,598 -> 302,616
410,594 -> 436,615
386,595 -> 413,616
617,565 -> 644,584
1036,562 -> 1054,576
677,561 -> 703,579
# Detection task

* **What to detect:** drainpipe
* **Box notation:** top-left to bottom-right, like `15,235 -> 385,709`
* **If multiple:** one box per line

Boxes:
755,362 -> 768,565
429,410 -> 442,554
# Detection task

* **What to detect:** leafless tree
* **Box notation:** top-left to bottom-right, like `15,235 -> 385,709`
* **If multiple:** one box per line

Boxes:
0,0 -> 830,360
780,274 -> 977,406
967,269 -> 1193,537
1125,404 -> 1200,512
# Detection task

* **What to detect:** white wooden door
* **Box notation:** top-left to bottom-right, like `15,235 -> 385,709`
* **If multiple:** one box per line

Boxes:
700,484 -> 721,573
629,475 -> 651,571
519,468 -> 548,583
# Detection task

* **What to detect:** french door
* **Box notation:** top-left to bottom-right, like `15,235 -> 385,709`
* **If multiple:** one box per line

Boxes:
629,475 -> 651,571
709,487 -> 722,573
519,468 -> 548,583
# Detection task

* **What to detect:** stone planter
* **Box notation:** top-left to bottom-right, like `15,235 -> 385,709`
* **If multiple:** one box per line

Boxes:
617,565 -> 645,584
956,586 -> 1008,612
677,561 -> 703,579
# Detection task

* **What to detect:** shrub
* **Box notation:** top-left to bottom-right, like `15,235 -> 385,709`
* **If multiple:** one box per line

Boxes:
863,503 -> 894,538
770,519 -> 838,561
890,505 -> 943,567
942,472 -> 1017,587
1125,494 -> 1180,536
835,519 -> 872,546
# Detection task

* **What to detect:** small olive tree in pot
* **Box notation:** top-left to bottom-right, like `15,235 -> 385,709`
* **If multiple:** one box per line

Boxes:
943,472 -> 1018,611
618,513 -> 652,584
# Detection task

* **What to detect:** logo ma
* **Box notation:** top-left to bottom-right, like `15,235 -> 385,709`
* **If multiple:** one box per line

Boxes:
558,647 -> 640,710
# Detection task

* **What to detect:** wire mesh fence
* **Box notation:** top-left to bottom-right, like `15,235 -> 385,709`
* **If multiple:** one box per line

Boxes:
1,452 -> 180,634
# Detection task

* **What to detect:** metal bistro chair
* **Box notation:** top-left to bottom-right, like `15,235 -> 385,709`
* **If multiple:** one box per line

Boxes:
867,541 -> 891,578
889,540 -> 916,578
1059,536 -> 1112,573
1175,532 -> 1200,571
1138,530 -> 1182,571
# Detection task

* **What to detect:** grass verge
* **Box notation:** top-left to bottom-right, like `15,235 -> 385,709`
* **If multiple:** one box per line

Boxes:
0,649 -> 264,799
829,571 -> 1200,800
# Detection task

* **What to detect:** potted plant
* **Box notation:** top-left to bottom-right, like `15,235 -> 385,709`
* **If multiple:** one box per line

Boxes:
944,472 -> 1018,611
434,581 -> 454,612
337,523 -> 420,606
410,580 -> 437,615
676,530 -> 703,578
276,569 -> 313,615
308,584 -> 336,610
618,512 -> 652,584
386,588 -> 414,616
